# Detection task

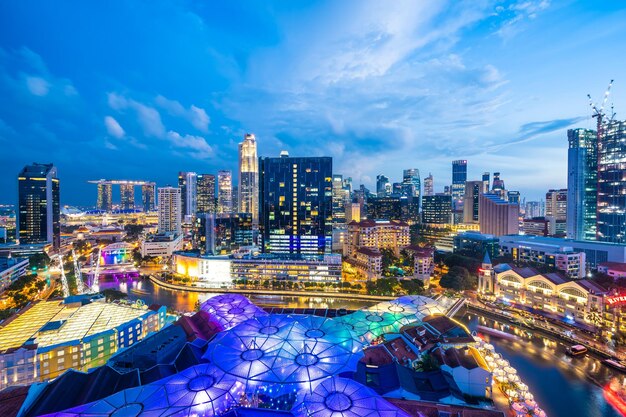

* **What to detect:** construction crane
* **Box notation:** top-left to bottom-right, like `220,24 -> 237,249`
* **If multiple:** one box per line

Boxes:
587,79 -> 615,133
57,254 -> 70,298
91,247 -> 102,292
72,249 -> 85,294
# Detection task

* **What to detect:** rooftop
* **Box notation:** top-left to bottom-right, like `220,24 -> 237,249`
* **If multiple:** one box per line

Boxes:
599,261 -> 626,272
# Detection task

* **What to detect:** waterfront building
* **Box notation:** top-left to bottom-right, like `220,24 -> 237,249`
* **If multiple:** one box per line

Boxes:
345,247 -> 383,280
344,219 -> 410,257
217,170 -> 233,214
422,194 -> 452,226
96,182 -> 112,212
157,187 -> 181,234
493,263 -> 606,324
174,252 -> 342,285
0,257 -> 29,292
259,153 -> 332,255
453,231 -> 499,260
462,181 -> 482,224
238,133 -> 258,225
376,174 -> 390,197
451,160 -> 467,209
195,212 -> 253,255
140,232 -> 183,257
196,173 -> 216,214
433,346 -> 492,398
18,163 -> 60,249
0,297 -> 166,390
597,120 -> 626,243
567,128 -> 597,241
423,173 -> 434,197
545,189 -> 567,221
478,194 -> 519,236
178,171 -> 197,222
140,183 -> 155,212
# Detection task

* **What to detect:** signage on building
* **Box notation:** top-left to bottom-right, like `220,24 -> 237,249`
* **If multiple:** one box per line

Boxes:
606,295 -> 626,306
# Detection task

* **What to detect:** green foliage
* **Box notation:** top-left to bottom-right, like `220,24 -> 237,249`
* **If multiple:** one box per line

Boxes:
440,266 -> 477,291
443,254 -> 480,273
101,289 -> 128,302
416,352 -> 440,372
28,252 -> 51,269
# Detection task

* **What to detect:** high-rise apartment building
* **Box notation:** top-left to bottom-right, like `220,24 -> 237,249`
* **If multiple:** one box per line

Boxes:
478,193 -> 519,236
376,174 -> 390,198
18,163 -> 60,248
217,170 -> 233,214
97,183 -> 112,212
567,128 -> 597,241
120,184 -> 134,210
259,153 -> 332,255
545,189 -> 567,221
423,173 -> 434,197
238,133 -> 259,224
178,172 -> 197,222
451,160 -> 467,209
196,174 -> 216,214
141,184 -> 156,212
422,194 -> 452,226
157,187 -> 181,234
597,120 -> 626,243
462,181 -> 482,224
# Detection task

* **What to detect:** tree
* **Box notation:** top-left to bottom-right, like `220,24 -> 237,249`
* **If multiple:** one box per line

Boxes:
29,252 -> 51,269
399,279 -> 424,295
440,266 -> 476,291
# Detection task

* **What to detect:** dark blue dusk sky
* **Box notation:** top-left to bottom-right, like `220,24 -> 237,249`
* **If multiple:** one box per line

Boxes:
1,1 -> 625,206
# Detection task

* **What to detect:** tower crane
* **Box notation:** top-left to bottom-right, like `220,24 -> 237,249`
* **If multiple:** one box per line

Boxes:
587,79 -> 614,133
72,249 -> 85,294
57,254 -> 70,298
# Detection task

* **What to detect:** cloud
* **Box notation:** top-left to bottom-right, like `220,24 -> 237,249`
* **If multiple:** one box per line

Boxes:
155,95 -> 210,132
495,0 -> 551,39
490,116 -> 587,149
107,92 -> 165,138
25,76 -> 50,96
104,116 -> 125,138
166,130 -> 214,158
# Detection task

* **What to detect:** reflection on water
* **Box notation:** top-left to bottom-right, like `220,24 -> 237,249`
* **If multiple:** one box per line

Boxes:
97,278 -> 621,417
462,314 -> 621,417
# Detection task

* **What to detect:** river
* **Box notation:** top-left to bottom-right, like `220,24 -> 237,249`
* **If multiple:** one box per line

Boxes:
99,278 -> 621,417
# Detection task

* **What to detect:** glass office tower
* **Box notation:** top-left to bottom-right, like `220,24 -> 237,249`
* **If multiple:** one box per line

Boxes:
597,120 -> 626,243
197,174 -> 216,214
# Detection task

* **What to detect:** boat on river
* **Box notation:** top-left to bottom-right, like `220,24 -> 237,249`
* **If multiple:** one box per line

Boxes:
605,359 -> 626,373
565,344 -> 588,357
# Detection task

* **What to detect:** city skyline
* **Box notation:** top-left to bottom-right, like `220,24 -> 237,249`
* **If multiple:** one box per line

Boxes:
1,1 -> 626,204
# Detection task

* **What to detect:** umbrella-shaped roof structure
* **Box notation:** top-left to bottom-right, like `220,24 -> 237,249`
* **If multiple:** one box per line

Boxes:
294,376 -> 412,417
199,294 -> 267,330
337,310 -> 402,343
41,363 -> 241,417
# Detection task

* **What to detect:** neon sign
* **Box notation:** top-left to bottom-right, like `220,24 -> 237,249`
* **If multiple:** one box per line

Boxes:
606,295 -> 626,306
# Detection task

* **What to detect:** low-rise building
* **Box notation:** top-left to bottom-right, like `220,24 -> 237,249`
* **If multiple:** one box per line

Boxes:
453,231 -> 499,260
433,346 -> 492,398
346,248 -> 383,280
404,246 -> 435,287
598,262 -> 626,279
0,257 -> 29,292
344,220 -> 410,257
140,232 -> 183,257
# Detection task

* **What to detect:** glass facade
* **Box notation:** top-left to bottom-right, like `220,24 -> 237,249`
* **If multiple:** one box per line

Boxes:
96,183 -> 112,212
195,213 -> 254,255
141,184 -> 155,212
259,155 -> 332,255
597,121 -> 626,243
451,160 -> 467,209
238,134 -> 259,225
421,194 -> 452,225
218,170 -> 233,214
197,173 -> 216,214
18,163 -> 60,248
119,183 -> 134,210
178,171 -> 198,220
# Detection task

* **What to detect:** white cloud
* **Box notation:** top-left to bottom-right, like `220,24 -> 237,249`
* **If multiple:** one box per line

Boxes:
166,130 -> 214,158
104,116 -> 125,138
107,92 -> 165,138
25,76 -> 50,96
155,95 -> 210,132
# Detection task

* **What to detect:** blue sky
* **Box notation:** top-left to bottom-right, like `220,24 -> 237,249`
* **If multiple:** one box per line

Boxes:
0,0 -> 625,206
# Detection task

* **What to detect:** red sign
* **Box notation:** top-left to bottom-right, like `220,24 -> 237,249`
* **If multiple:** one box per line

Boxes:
606,295 -> 626,306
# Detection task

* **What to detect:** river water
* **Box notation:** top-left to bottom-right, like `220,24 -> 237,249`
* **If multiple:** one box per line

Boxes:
99,278 -> 621,417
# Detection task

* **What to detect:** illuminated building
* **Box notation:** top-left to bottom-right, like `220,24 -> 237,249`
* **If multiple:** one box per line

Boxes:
423,173 -> 434,197
493,263 -> 606,323
482,172 -> 490,194
451,160 -> 467,210
366,197 -> 402,220
345,247 -> 382,280
196,173 -> 216,214
0,297 -> 166,390
507,190 -> 520,204
345,219 -> 409,257
522,217 -> 550,236
597,120 -> 626,243
598,262 -> 626,279
140,183 -> 155,212
421,194 -> 452,226
195,212 -> 253,255
259,153 -> 332,255
462,181 -> 482,224
18,163 -> 60,249
96,182 -> 112,211
238,133 -> 258,225
453,231 -> 499,260
0,257 -> 29,292
491,172 -> 506,199
100,242 -> 133,265
376,174 -> 390,197
178,171 -> 197,222
402,168 -> 421,199
567,128 -> 597,241
217,170 -> 233,214
545,189 -> 567,221
525,200 -> 544,218
140,232 -> 183,257
331,174 -> 349,225
478,193 -> 519,236
157,187 -> 181,234
119,183 -> 134,210
346,202 -> 361,223
404,245 -> 435,287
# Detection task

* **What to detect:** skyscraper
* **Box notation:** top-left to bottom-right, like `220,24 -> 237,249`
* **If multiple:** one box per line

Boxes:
422,194 -> 452,226
423,173 -> 434,197
462,181 -> 482,224
545,189 -> 567,221
259,153 -> 332,255
597,120 -> 626,242
376,174 -> 390,197
97,182 -> 112,212
217,170 -> 233,214
120,183 -> 134,210
141,184 -> 156,212
567,128 -> 597,240
238,133 -> 259,225
482,172 -> 490,194
479,193 -> 519,236
157,187 -> 181,234
491,172 -> 506,199
196,174 -> 216,214
402,168 -> 421,198
18,163 -> 60,249
332,174 -> 349,224
451,160 -> 467,209
178,172 -> 197,222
